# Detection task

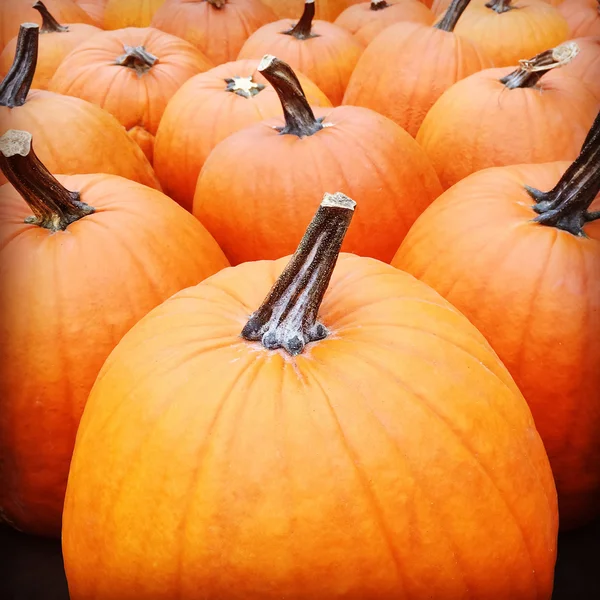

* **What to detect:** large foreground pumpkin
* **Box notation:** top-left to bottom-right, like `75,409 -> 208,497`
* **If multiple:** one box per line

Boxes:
0,129 -> 228,537
63,192 -> 558,600
393,110 -> 600,530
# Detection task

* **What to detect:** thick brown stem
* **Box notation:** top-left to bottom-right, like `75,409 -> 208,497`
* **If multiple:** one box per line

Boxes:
435,0 -> 471,32
224,76 -> 265,98
0,23 -> 39,108
241,192 -> 356,356
207,0 -> 227,8
33,1 -> 69,33
284,0 -> 318,40
500,42 -> 579,90
370,1 -> 390,10
115,45 -> 159,76
258,55 -> 323,138
526,110 -> 600,236
484,0 -> 514,13
0,130 -> 94,231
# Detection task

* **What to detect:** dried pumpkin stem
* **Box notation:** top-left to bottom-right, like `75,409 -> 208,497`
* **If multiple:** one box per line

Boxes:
435,0 -> 472,32
33,1 -> 69,33
258,54 -> 323,137
241,192 -> 356,356
207,0 -> 227,8
115,45 -> 159,76
527,110 -> 600,236
500,42 -> 579,90
0,130 -> 94,232
284,0 -> 318,40
485,0 -> 514,13
0,23 -> 39,108
371,0 -> 390,9
224,76 -> 265,98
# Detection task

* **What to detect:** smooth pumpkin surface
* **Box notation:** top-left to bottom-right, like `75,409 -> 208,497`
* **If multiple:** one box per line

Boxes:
103,0 -> 166,29
559,0 -> 600,37
560,36 -> 600,100
260,0 -> 364,20
73,0 -> 106,26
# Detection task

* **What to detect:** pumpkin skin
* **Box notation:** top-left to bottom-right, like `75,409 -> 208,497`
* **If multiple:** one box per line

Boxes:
73,0 -> 106,26
49,27 -> 213,164
154,58 -> 331,211
431,0 -> 562,16
392,162 -> 600,530
103,0 -> 166,29
559,0 -> 600,37
334,1 -> 435,46
260,0 -> 364,20
560,36 -> 600,100
150,0 -> 276,66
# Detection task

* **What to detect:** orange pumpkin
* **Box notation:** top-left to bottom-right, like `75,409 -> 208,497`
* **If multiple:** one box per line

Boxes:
560,36 -> 600,100
0,24 -> 160,189
393,110 -> 600,530
49,27 -> 212,163
334,1 -> 434,46
73,0 -> 106,26
416,43 -> 599,190
260,0 -> 364,20
193,55 -> 441,264
0,129 -> 228,537
103,0 -> 166,29
559,0 -> 600,37
431,0 -> 562,16
343,0 -> 492,137
238,0 -> 364,105
0,1 -> 101,91
62,191 -> 558,600
150,0 -> 276,66
154,58 -> 331,211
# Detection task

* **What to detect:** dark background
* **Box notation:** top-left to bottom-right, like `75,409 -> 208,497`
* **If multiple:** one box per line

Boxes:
0,519 -> 599,599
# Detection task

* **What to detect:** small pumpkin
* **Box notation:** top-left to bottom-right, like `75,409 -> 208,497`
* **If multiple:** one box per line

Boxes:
0,129 -> 228,537
343,0 -> 492,136
150,0 -> 276,66
560,36 -> 600,100
0,1 -> 101,90
559,0 -> 600,37
73,0 -> 106,26
393,110 -> 600,530
0,24 -> 160,189
416,42 -> 599,190
260,0 -> 364,20
103,0 -> 166,29
154,58 -> 331,211
238,0 -> 364,105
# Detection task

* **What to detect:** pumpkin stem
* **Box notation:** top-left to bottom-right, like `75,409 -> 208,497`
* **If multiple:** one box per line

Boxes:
224,76 -> 265,98
435,0 -> 472,32
527,110 -> 600,236
207,0 -> 227,8
0,130 -> 94,232
284,0 -> 319,40
33,1 -> 69,33
241,192 -> 355,356
370,0 -> 390,10
484,0 -> 514,13
258,54 -> 324,138
115,45 -> 159,76
0,23 -> 39,108
500,42 -> 580,90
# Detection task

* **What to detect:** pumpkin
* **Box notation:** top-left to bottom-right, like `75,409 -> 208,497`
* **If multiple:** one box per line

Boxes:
393,110 -> 600,530
237,0 -> 364,105
334,1 -> 435,46
560,36 -> 600,100
559,0 -> 600,37
150,0 -> 276,66
0,1 -> 101,91
103,0 -> 166,29
260,0 -> 364,20
0,129 -> 228,537
62,191 -> 558,600
193,55 -> 441,264
431,0 -> 562,16
0,24 -> 160,189
343,0 -> 492,137
154,58 -> 331,211
73,0 -> 106,26
49,27 -> 213,164
416,42 -> 599,190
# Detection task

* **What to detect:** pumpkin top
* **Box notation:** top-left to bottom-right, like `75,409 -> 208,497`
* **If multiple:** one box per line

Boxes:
435,0 -> 472,31
224,75 -> 265,98
207,0 -> 227,7
284,0 -> 319,40
371,0 -> 390,9
0,23 -> 38,108
485,0 -> 514,13
33,1 -> 69,33
115,45 -> 159,76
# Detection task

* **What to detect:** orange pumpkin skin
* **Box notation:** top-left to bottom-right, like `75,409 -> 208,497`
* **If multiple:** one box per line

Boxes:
49,27 -> 213,164
431,0 -> 561,16
150,0 -> 276,66
334,1 -> 435,46
560,36 -> 600,100
342,21 -> 492,137
260,0 -> 364,20
559,0 -> 600,37
73,0 -> 106,26
416,66 -> 599,190
392,163 -> 600,529
154,59 -> 331,212
103,0 -> 166,29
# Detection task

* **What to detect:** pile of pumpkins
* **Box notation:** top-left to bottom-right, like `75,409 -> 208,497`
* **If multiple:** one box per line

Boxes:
0,0 -> 598,598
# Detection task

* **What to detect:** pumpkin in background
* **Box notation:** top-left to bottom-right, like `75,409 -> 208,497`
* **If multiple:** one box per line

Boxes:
0,24 -> 160,188
0,1 -> 101,90
343,0 -> 492,136
73,0 -> 106,26
150,0 -> 276,66
62,191 -> 558,600
49,27 -> 213,164
0,129 -> 228,537
260,0 -> 364,20
431,0 -> 562,15
416,42 -> 599,190
559,0 -> 600,37
154,58 -> 331,211
193,55 -> 441,264
393,110 -> 600,530
334,1 -> 434,46
238,0 -> 364,105
560,36 -> 600,100
103,0 -> 166,29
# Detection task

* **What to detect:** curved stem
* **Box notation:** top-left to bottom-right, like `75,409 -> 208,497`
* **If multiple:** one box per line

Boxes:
33,1 -> 69,33
224,76 -> 265,98
435,0 -> 472,32
371,0 -> 390,9
241,192 -> 356,356
484,0 -> 514,13
527,110 -> 600,237
258,55 -> 323,138
0,23 -> 39,108
115,45 -> 159,76
500,42 -> 579,90
284,0 -> 318,40
0,130 -> 94,231
207,0 -> 227,8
